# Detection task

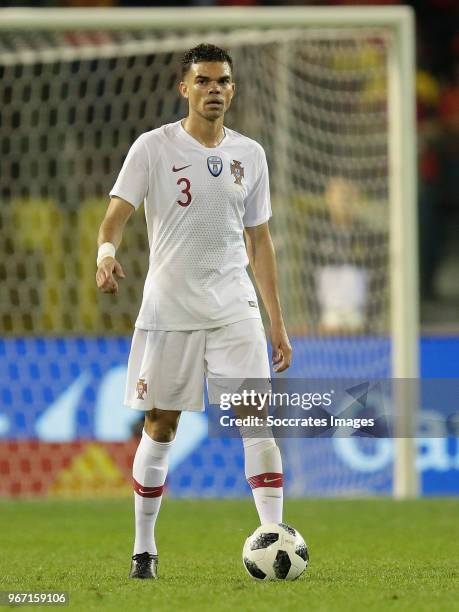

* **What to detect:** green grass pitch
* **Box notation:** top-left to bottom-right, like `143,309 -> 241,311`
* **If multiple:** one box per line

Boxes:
0,498 -> 458,611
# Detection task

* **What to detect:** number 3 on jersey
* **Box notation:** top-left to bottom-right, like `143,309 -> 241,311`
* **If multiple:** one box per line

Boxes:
176,177 -> 192,207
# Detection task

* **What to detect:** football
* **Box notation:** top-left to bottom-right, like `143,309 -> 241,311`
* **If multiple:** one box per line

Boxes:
242,522 -> 308,581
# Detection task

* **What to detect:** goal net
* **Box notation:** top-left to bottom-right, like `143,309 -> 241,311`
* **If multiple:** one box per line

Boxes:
0,7 -> 418,498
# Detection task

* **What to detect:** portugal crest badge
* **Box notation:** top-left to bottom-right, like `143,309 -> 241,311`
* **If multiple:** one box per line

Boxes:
136,378 -> 148,400
230,160 -> 244,185
207,156 -> 223,177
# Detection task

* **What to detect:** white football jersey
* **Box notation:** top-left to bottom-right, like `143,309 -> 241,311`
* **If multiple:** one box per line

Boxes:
110,120 -> 272,330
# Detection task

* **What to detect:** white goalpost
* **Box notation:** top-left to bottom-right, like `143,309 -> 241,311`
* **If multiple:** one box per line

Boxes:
0,6 -> 419,498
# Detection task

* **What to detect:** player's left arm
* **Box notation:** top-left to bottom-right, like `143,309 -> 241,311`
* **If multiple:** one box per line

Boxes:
245,222 -> 292,372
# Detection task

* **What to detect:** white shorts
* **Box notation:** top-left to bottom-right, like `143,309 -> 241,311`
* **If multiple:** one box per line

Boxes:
124,318 -> 271,412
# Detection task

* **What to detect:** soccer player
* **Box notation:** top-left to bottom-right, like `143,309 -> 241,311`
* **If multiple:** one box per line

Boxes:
96,44 -> 292,580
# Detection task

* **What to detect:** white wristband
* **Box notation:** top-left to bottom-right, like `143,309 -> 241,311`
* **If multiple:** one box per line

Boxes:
97,242 -> 116,266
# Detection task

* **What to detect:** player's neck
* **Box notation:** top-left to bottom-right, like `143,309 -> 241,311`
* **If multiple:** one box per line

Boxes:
182,115 -> 225,148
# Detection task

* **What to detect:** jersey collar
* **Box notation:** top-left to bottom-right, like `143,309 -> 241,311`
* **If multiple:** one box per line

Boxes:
179,120 -> 228,150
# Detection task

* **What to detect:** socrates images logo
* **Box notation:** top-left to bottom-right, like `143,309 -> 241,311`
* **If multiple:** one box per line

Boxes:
136,378 -> 148,400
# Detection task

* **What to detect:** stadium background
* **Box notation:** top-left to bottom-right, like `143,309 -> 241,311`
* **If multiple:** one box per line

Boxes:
0,0 -> 458,501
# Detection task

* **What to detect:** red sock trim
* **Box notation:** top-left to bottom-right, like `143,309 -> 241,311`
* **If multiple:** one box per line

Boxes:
133,478 -> 164,498
247,472 -> 283,489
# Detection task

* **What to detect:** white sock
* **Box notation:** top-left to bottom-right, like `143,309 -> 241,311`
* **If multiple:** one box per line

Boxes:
241,427 -> 283,525
132,429 -> 173,555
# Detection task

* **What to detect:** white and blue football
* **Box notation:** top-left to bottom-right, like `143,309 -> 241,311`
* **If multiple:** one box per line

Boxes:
242,522 -> 308,581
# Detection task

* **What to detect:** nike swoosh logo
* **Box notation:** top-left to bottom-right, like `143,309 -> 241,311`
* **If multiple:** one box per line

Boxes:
137,486 -> 162,495
263,477 -> 282,484
172,164 -> 192,172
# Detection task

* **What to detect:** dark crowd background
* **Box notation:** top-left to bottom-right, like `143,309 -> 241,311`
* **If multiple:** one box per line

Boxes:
2,0 -> 459,329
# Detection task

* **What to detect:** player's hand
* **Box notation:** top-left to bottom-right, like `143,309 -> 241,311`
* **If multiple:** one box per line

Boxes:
96,257 -> 125,294
271,322 -> 292,373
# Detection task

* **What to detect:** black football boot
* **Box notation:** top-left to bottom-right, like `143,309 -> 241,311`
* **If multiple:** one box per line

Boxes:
129,552 -> 158,579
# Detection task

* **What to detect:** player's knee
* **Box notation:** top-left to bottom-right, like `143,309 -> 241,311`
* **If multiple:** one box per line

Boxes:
152,428 -> 176,443
144,422 -> 177,442
144,410 -> 180,442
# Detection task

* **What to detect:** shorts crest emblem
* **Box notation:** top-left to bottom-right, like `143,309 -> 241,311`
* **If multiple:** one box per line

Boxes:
207,156 -> 223,177
136,378 -> 148,400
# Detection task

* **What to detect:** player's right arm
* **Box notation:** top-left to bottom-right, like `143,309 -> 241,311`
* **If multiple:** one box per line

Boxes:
96,196 -> 134,294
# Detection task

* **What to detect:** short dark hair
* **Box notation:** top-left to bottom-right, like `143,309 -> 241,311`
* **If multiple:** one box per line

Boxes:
181,43 -> 233,79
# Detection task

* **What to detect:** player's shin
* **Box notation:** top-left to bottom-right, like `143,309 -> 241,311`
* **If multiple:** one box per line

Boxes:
132,429 -> 173,555
241,427 -> 283,525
